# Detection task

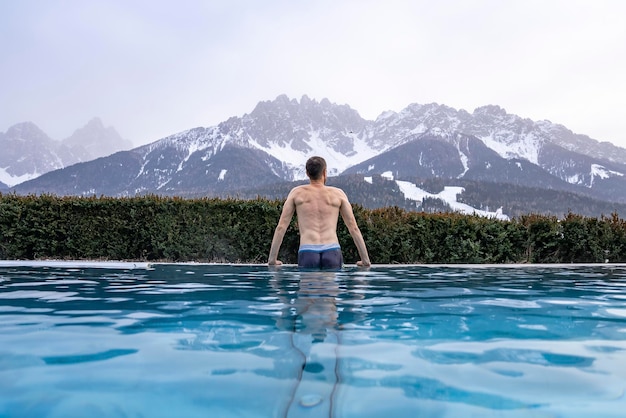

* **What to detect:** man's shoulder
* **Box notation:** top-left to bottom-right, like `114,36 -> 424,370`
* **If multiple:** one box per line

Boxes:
326,185 -> 347,195
289,183 -> 346,197
289,184 -> 309,193
286,184 -> 309,199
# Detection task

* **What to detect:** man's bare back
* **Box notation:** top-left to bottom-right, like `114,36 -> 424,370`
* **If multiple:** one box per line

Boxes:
268,156 -> 370,268
289,183 -> 343,245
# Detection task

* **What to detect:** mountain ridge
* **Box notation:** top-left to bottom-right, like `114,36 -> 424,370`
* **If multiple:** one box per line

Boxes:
9,95 -> 626,218
0,118 -> 132,187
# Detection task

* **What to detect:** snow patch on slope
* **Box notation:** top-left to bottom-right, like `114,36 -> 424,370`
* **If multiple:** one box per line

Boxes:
456,145 -> 470,176
590,164 -> 624,187
249,130 -> 381,180
480,131 -> 541,164
393,178 -> 508,220
0,167 -> 40,187
591,164 -> 623,179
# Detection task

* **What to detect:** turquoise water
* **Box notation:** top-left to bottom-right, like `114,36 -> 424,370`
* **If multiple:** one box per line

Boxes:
1,263 -> 626,417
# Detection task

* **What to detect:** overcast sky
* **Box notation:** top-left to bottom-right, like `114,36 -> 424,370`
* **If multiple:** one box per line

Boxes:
2,0 -> 625,148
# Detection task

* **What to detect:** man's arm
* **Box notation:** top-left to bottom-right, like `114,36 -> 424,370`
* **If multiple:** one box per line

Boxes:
268,191 -> 296,265
338,191 -> 371,267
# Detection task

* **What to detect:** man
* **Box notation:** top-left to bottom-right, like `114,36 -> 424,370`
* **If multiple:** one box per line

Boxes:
268,156 -> 371,269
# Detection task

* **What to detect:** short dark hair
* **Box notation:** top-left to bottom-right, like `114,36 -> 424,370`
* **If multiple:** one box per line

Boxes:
306,156 -> 326,180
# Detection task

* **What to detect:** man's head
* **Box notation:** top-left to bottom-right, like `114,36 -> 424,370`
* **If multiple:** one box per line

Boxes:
306,156 -> 327,181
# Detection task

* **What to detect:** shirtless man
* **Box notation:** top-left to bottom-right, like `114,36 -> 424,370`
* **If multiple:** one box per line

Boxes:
268,156 -> 371,269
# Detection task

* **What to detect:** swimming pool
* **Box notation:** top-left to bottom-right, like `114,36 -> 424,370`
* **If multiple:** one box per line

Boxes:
1,262 -> 626,417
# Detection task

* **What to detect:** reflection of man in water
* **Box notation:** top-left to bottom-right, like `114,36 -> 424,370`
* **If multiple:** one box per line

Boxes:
269,270 -> 342,413
294,271 -> 339,343
269,269 -> 368,413
267,156 -> 371,269
270,270 -> 339,343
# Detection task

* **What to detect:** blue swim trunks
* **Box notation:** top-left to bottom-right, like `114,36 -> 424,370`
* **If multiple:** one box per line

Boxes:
298,243 -> 343,270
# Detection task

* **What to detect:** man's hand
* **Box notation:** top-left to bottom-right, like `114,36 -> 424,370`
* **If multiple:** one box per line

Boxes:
268,259 -> 283,266
356,260 -> 371,268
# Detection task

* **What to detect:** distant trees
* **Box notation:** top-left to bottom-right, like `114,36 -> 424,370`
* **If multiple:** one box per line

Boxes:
226,175 -> 626,219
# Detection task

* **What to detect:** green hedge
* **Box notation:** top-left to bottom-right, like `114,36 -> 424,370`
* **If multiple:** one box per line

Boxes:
1,193 -> 625,263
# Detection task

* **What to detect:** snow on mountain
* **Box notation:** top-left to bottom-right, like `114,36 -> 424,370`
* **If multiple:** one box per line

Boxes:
376,104 -> 545,166
590,164 -> 624,187
221,94 -> 380,180
480,129 -> 542,164
370,103 -> 626,188
214,97 -> 564,182
370,171 -> 509,220
248,129 -> 380,180
0,167 -> 41,188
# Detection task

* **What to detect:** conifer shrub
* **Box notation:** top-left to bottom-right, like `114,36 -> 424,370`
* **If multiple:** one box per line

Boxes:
0,193 -> 624,264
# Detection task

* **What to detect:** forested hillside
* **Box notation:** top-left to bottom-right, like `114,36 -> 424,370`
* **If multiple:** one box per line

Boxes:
217,175 -> 626,219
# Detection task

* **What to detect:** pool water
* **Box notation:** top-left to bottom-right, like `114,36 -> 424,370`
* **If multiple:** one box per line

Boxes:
1,263 -> 626,417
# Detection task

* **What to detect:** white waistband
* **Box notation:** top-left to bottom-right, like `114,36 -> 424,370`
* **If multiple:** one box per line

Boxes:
298,243 -> 341,252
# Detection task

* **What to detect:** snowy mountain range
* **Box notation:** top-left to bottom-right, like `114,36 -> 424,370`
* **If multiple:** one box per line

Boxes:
9,95 -> 626,218
0,118 -> 132,188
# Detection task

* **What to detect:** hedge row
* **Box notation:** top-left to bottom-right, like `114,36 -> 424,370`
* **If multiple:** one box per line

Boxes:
1,194 -> 625,264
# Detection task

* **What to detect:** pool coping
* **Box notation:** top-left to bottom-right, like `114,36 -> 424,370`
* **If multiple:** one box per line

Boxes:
2,260 -> 626,270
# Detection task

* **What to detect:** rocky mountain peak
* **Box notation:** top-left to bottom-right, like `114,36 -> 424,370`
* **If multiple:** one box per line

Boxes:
62,117 -> 132,161
1,118 -> 131,187
5,121 -> 53,143
473,105 -> 507,117
0,122 -> 61,185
